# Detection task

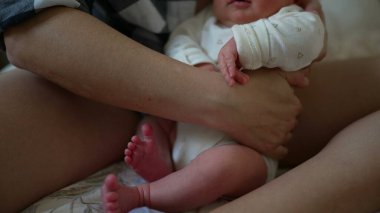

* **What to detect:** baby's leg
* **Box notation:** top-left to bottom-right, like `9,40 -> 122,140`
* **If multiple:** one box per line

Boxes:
125,116 -> 176,181
146,144 -> 267,212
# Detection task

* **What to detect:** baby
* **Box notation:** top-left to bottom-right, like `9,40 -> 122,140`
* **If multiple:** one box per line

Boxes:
102,0 -> 324,212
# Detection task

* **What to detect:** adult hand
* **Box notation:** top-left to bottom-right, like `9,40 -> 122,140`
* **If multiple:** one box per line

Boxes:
212,70 -> 302,159
297,0 -> 324,19
278,68 -> 311,88
218,38 -> 250,86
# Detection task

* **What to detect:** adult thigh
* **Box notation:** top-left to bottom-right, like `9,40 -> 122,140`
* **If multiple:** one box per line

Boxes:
283,57 -> 380,166
0,69 -> 140,212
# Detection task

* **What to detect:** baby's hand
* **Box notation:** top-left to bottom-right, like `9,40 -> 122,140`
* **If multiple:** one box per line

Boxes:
194,63 -> 218,72
218,38 -> 250,86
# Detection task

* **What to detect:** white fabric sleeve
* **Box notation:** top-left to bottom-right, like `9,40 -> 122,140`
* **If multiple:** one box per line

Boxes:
164,7 -> 214,66
231,5 -> 325,71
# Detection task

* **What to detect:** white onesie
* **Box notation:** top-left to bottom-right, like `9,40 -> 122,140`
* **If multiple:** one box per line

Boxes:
166,4 -> 325,182
171,122 -> 278,182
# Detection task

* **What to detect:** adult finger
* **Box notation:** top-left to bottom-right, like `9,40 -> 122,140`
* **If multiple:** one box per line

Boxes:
277,69 -> 310,88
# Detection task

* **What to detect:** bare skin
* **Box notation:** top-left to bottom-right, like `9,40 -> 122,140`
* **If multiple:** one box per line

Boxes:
0,69 -> 140,212
212,109 -> 380,213
1,0 -> 380,212
3,57 -> 380,212
283,57 -> 380,166
109,0 -> 307,210
124,117 -> 175,182
101,174 -> 150,212
4,7 -> 298,159
110,57 -> 380,213
1,7 -> 300,212
113,111 -> 268,212
104,142 -> 266,212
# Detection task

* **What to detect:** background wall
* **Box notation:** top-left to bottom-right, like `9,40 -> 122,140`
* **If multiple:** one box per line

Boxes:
321,0 -> 380,61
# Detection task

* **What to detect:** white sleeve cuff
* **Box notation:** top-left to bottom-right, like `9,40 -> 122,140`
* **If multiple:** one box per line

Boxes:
231,20 -> 269,70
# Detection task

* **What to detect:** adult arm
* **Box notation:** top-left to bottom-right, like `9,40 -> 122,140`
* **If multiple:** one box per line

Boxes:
4,7 -> 300,159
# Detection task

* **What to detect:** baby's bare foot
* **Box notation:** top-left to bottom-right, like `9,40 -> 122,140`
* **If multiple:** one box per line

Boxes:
125,118 -> 174,181
101,174 -> 140,213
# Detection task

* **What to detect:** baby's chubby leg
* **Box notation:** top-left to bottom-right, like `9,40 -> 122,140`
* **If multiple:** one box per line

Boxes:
146,144 -> 268,212
125,116 -> 176,181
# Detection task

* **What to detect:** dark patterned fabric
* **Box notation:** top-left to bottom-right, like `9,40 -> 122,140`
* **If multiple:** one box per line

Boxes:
0,0 -> 197,51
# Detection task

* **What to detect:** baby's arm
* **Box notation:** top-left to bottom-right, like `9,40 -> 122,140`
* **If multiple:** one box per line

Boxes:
232,5 -> 325,71
219,5 -> 324,86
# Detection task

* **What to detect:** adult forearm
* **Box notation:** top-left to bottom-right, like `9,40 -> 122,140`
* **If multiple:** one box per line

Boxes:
4,7 -> 215,122
4,7 -> 301,158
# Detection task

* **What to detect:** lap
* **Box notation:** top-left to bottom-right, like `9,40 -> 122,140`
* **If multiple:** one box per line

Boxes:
211,109 -> 380,213
0,68 -> 140,212
1,56 -> 379,211
283,56 -> 380,166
